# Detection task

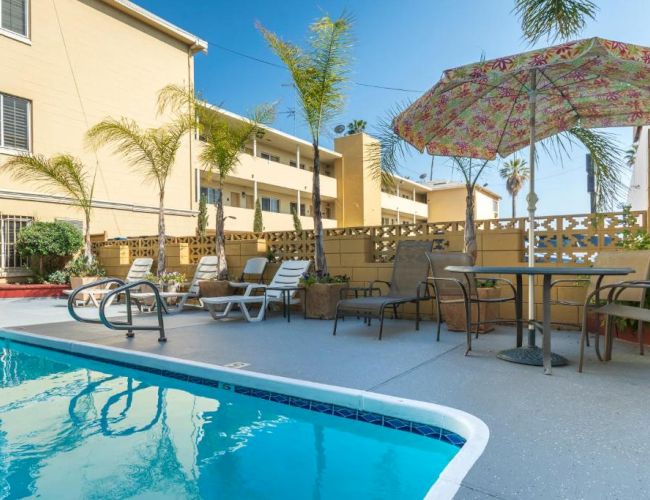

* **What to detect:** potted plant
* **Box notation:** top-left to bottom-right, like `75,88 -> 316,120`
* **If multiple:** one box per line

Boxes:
300,272 -> 350,320
65,255 -> 106,302
441,279 -> 500,333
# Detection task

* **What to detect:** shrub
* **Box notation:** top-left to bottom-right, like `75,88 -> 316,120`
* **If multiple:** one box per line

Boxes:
300,272 -> 349,287
197,194 -> 208,237
17,221 -> 84,276
253,198 -> 263,232
65,255 -> 105,278
291,205 -> 302,231
47,270 -> 69,285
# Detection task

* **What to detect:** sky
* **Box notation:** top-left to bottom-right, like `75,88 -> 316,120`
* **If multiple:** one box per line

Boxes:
136,0 -> 650,217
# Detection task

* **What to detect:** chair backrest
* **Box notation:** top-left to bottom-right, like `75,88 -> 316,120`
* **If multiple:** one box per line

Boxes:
126,258 -> 153,282
426,251 -> 475,297
188,256 -> 219,296
387,240 -> 434,297
588,250 -> 650,303
266,260 -> 311,299
241,257 -> 268,283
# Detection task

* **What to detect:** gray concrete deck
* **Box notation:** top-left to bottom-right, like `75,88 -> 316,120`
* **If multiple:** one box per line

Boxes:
2,297 -> 649,499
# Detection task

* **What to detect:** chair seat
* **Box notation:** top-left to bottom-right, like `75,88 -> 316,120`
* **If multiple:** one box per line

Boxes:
202,295 -> 265,305
338,295 -> 417,311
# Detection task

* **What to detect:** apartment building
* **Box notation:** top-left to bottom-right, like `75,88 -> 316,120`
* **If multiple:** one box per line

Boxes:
426,181 -> 501,222
0,0 -> 206,275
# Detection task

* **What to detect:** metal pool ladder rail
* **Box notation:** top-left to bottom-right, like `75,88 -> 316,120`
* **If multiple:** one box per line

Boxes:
67,278 -> 168,342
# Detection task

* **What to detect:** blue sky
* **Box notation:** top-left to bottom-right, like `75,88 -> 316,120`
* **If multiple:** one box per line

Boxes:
137,0 -> 650,217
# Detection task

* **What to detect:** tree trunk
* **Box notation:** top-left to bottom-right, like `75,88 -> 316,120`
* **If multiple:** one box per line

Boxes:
157,189 -> 166,276
312,142 -> 327,274
512,194 -> 516,219
84,210 -> 93,261
215,186 -> 228,280
464,184 -> 477,262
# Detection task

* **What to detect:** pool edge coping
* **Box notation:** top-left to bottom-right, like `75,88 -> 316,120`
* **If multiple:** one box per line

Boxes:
0,328 -> 489,499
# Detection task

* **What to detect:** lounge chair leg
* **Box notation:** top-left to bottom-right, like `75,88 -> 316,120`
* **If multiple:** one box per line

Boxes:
378,307 -> 386,340
464,300 -> 472,355
435,296 -> 442,342
474,298 -> 481,339
333,305 -> 341,336
578,320 -> 588,373
393,304 -> 399,319
415,301 -> 420,331
639,321 -> 644,356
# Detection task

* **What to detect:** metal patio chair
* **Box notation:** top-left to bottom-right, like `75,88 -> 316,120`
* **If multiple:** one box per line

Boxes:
426,251 -> 516,355
332,240 -> 434,340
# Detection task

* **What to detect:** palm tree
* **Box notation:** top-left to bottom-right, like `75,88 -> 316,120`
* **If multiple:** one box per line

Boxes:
157,83 -> 274,279
346,119 -> 366,135
258,14 -> 353,274
499,158 -> 529,219
514,0 -> 598,44
86,116 -> 190,275
3,154 -> 95,259
624,143 -> 638,167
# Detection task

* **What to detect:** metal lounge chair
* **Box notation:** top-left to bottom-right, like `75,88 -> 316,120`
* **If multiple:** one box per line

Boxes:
202,260 -> 310,322
426,251 -> 516,355
64,257 -> 153,307
332,240 -> 434,340
132,255 -> 219,313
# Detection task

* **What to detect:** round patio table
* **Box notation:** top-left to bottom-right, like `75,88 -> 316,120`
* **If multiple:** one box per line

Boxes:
445,265 -> 634,375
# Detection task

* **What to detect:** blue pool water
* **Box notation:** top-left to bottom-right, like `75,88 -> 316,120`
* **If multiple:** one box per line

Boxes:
0,341 -> 459,499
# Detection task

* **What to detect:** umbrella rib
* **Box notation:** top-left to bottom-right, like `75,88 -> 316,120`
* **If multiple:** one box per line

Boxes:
493,75 -> 530,156
535,58 -> 600,93
537,67 -> 582,120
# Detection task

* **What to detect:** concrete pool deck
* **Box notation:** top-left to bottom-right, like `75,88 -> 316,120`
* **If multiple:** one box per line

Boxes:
2,297 -> 649,499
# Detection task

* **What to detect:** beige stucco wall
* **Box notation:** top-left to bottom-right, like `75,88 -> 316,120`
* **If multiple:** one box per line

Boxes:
428,187 -> 499,222
0,0 -> 197,237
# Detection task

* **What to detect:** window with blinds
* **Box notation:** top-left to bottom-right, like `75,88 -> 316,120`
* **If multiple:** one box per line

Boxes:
1,93 -> 30,151
1,0 -> 28,37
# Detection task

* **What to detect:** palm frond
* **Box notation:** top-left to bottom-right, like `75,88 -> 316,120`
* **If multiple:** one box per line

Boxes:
514,0 -> 598,44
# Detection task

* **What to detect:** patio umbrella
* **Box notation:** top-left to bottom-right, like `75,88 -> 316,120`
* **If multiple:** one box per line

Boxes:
393,37 -> 650,348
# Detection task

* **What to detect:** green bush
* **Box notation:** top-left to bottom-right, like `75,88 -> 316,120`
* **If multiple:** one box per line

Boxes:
64,255 -> 105,278
17,221 -> 84,276
47,270 -> 69,285
253,198 -> 263,232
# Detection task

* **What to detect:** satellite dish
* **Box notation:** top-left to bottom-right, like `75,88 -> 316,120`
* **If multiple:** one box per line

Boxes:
334,124 -> 345,134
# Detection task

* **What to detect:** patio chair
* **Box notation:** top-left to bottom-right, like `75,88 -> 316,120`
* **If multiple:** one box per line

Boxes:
426,251 -> 516,355
132,255 -> 219,313
579,280 -> 650,372
332,240 -> 434,340
202,260 -> 310,322
64,257 -> 153,307
551,250 -> 650,355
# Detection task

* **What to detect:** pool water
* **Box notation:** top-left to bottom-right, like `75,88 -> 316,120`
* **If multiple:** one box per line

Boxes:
0,341 -> 459,499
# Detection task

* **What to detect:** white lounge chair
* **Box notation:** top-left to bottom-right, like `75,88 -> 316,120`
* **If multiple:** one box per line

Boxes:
202,260 -> 310,322
229,257 -> 268,288
132,255 -> 219,313
65,257 -> 153,307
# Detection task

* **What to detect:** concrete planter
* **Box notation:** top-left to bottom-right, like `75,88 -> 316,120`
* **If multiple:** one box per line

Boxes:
198,280 -> 234,312
441,287 -> 500,333
70,276 -> 102,302
0,284 -> 69,298
305,283 -> 348,320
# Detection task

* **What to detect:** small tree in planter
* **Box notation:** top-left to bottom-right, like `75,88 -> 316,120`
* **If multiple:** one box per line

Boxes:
64,255 -> 106,297
300,272 -> 349,320
197,194 -> 208,237
17,221 -> 84,280
291,205 -> 302,232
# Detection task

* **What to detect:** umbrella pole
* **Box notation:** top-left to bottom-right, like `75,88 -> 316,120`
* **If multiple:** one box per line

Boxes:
527,68 -> 538,346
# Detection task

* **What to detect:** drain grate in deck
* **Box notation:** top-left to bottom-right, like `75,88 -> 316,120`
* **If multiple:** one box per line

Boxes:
223,361 -> 250,369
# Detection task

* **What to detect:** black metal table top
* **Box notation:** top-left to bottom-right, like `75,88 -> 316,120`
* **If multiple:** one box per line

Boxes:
445,265 -> 634,276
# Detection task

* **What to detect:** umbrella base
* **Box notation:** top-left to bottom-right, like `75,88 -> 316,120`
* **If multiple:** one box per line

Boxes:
496,346 -> 568,367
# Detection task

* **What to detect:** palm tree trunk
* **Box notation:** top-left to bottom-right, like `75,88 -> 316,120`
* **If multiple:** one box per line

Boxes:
157,189 -> 166,276
312,142 -> 327,274
464,184 -> 477,262
512,194 -> 517,219
84,209 -> 93,261
215,185 -> 228,280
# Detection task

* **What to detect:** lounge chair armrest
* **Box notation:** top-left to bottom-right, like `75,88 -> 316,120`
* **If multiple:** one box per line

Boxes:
416,280 -> 434,299
607,280 -> 650,303
477,277 -> 517,299
550,278 -> 591,288
427,276 -> 470,300
369,280 -> 391,295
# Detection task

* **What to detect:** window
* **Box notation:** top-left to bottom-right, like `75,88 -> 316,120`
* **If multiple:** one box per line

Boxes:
261,197 -> 280,213
1,0 -> 28,37
1,93 -> 30,151
289,160 -> 306,169
1,215 -> 32,269
260,152 -> 280,163
492,199 -> 499,212
290,202 -> 305,216
200,187 -> 219,204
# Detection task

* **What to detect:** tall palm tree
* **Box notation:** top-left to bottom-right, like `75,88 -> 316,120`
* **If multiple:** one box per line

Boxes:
514,0 -> 598,44
499,158 -> 529,219
258,14 -> 353,274
3,154 -> 95,259
86,116 -> 190,275
157,84 -> 274,279
346,119 -> 366,135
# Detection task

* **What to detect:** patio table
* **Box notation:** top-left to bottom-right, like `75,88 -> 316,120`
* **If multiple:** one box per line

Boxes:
445,265 -> 634,375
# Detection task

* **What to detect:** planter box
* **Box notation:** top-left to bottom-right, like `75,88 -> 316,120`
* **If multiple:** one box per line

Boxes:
198,280 -> 234,312
0,284 -> 69,299
586,310 -> 650,346
440,287 -> 500,333
305,283 -> 348,320
70,276 -> 102,302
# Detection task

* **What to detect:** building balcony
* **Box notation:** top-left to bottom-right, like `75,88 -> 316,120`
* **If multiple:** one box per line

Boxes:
228,154 -> 338,199
380,192 -> 428,218
206,205 -> 337,232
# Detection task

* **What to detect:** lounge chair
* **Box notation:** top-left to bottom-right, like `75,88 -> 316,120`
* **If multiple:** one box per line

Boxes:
132,255 -> 219,313
202,260 -> 310,322
64,257 -> 153,307
232,257 -> 268,285
426,251 -> 516,354
332,240 -> 433,340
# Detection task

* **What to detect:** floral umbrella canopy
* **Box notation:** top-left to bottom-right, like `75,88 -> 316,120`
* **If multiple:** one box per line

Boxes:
393,36 -> 650,329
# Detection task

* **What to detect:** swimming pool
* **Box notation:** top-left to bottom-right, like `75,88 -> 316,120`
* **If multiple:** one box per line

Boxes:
0,330 -> 488,499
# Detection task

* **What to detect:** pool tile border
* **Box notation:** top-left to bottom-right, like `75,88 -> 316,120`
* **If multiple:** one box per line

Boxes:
3,336 -> 465,448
